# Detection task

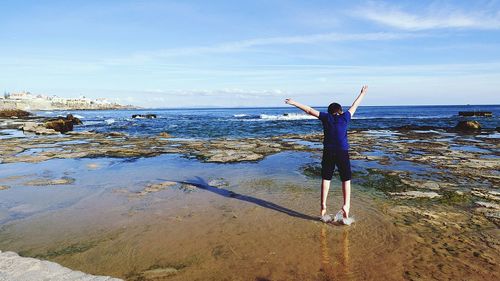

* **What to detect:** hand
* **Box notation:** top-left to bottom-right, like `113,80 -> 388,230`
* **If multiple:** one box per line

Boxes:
285,98 -> 295,105
360,85 -> 368,94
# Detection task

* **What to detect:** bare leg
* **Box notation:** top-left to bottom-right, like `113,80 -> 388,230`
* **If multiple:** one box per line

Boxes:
341,180 -> 351,218
321,179 -> 331,216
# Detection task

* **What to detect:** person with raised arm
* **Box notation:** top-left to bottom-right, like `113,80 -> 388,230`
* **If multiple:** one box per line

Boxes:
285,85 -> 368,224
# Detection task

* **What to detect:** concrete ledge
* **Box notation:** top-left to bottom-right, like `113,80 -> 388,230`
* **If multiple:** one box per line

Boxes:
0,251 -> 122,281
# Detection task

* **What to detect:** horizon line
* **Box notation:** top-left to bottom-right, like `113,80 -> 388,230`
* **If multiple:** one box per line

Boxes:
35,103 -> 497,111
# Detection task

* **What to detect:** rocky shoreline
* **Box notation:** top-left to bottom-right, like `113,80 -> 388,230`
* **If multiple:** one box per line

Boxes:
1,116 -> 498,223
0,112 -> 499,280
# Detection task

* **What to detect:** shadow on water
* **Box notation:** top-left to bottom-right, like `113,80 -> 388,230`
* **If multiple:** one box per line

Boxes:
165,176 -> 318,222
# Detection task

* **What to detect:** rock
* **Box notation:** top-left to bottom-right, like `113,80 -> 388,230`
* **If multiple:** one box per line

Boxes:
138,181 -> 177,195
0,185 -> 10,190
208,178 -> 229,188
475,201 -> 500,209
24,177 -> 75,186
455,121 -> 481,131
159,132 -> 171,138
474,202 -> 500,225
45,119 -> 74,133
132,114 -> 156,119
141,268 -> 179,279
22,122 -> 59,135
21,122 -> 37,132
471,188 -> 500,202
180,183 -> 197,192
483,211 -> 500,225
65,114 -> 83,125
0,109 -> 31,118
390,205 -> 440,220
421,181 -> 440,190
389,191 -> 442,199
199,149 -> 264,163
399,178 -> 442,190
0,250 -> 122,281
44,114 -> 85,133
106,132 -> 128,137
364,155 -> 391,164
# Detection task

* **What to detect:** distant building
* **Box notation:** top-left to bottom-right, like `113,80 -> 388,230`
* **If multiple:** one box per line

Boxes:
8,91 -> 34,100
95,98 -> 111,105
0,90 -> 132,110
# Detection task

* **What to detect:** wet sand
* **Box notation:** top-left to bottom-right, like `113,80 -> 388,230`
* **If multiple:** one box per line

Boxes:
0,128 -> 499,280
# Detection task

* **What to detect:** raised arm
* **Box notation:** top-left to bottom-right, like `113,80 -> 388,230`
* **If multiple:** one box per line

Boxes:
348,85 -> 368,117
285,98 -> 320,118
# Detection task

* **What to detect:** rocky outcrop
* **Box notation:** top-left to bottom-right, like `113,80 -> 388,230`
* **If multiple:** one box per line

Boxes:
0,109 -> 31,118
65,114 -> 83,125
455,121 -> 481,131
42,114 -> 84,133
45,119 -> 74,133
0,250 -> 122,281
22,122 -> 59,135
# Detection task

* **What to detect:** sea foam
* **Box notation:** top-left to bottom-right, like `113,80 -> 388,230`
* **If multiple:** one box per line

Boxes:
259,113 -> 316,121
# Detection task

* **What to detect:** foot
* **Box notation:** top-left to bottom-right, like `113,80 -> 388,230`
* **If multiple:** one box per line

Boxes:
320,205 -> 327,217
320,214 -> 332,223
342,205 -> 350,218
334,207 -> 354,225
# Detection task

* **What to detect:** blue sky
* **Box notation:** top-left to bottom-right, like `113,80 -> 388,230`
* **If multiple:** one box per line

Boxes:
1,0 -> 500,107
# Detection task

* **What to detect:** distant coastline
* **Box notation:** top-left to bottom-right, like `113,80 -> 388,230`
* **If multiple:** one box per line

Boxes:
110,104 -> 499,111
0,91 -> 137,111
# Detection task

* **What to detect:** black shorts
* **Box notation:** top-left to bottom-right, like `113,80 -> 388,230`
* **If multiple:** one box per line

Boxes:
321,147 -> 352,182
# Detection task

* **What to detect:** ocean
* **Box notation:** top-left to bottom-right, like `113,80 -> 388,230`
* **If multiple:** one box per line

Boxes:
35,105 -> 500,139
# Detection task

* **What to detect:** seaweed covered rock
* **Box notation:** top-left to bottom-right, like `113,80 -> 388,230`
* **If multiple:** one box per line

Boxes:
0,109 -> 31,118
455,121 -> 481,131
44,114 -> 83,133
66,114 -> 83,125
45,119 -> 74,133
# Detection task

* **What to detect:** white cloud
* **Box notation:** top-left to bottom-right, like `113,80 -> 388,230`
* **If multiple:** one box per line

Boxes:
140,88 -> 285,98
138,31 -> 419,59
109,88 -> 289,107
354,3 -> 500,30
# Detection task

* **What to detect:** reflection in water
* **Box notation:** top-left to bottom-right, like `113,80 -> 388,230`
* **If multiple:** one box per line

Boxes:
320,226 -> 350,281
